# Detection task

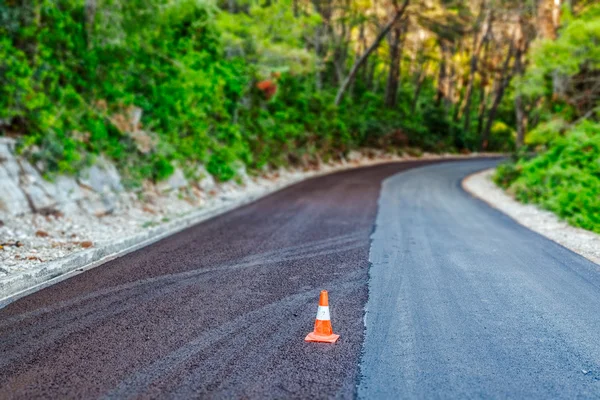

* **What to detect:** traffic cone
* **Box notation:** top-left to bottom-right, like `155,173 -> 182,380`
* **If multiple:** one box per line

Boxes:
305,290 -> 340,343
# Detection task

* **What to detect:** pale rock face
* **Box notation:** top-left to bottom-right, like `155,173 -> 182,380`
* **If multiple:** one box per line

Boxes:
129,106 -> 143,129
0,139 -> 27,215
0,138 -> 50,216
77,190 -> 119,217
156,168 -> 188,192
76,157 -> 124,215
18,159 -> 57,213
0,136 -> 241,221
0,162 -> 31,216
0,140 -> 127,218
50,176 -> 86,214
196,166 -> 216,192
0,138 -> 14,161
235,164 -> 251,186
78,157 -> 123,194
346,150 -> 362,162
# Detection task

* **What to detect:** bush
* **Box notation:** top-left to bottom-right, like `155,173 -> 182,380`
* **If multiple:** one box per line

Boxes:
494,120 -> 600,233
1,0 -> 492,186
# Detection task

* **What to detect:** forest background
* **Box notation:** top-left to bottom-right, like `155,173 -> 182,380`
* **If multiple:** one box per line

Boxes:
1,0 -> 599,231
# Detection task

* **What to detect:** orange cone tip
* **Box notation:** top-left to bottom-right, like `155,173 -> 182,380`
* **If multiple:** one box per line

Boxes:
305,290 -> 340,343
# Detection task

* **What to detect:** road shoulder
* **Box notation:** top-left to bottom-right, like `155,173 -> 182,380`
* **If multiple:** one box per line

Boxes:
0,153 -> 495,307
463,168 -> 600,266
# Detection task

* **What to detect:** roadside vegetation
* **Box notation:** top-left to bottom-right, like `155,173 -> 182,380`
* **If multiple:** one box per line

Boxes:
1,0 -> 599,232
494,3 -> 600,233
3,0 -> 531,185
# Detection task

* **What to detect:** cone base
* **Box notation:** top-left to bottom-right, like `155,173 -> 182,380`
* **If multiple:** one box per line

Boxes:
304,331 -> 340,343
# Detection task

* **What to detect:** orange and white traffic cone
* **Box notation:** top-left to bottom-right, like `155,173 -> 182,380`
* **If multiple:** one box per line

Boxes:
305,290 -> 340,343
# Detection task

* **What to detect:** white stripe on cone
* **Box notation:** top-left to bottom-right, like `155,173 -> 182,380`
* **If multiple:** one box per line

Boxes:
316,305 -> 330,321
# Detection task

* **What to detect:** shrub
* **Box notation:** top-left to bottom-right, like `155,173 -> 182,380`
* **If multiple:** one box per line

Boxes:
494,120 -> 600,233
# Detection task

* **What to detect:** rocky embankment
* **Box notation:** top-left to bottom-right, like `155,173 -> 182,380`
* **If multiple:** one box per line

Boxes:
0,136 -> 240,276
0,140 -> 497,302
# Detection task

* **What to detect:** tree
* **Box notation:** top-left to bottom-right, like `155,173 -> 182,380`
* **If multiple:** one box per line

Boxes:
461,6 -> 493,134
334,0 -> 410,105
384,18 -> 407,108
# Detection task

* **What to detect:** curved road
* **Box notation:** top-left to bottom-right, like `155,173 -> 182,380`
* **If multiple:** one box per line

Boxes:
1,159 -> 600,398
359,161 -> 600,398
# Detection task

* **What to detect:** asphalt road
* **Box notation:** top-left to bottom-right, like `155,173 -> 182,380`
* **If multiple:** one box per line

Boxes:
2,158 -> 599,399
0,160 -> 439,399
359,160 -> 600,398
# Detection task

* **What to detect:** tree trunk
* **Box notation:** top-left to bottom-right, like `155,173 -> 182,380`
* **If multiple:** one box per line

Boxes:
30,0 -> 42,63
358,22 -> 368,83
331,16 -> 348,86
84,0 -> 97,49
513,20 -> 529,148
461,54 -> 479,132
515,93 -> 526,148
536,0 -> 565,100
435,41 -> 448,106
411,62 -> 428,112
476,83 -> 488,139
475,37 -> 493,140
385,22 -> 405,108
481,40 -> 517,150
537,0 -> 561,39
334,0 -> 410,106
452,39 -> 466,123
312,0 -> 333,90
461,10 -> 493,133
315,24 -> 323,91
447,55 -> 456,108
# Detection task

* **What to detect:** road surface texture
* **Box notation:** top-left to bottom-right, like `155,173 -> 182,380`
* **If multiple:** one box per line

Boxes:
0,159 -> 443,399
359,160 -> 600,398
2,158 -> 600,399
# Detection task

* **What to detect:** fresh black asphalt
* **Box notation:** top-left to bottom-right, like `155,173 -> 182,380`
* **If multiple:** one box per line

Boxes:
0,160 -> 436,399
2,158 -> 600,399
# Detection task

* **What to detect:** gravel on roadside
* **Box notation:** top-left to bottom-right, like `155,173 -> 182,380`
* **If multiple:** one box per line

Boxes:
0,152 -> 495,275
0,151 -> 500,302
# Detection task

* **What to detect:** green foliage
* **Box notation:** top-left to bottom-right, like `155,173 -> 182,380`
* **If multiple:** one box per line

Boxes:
525,118 -> 567,147
217,0 -> 318,75
1,0 -> 252,181
521,4 -> 600,99
517,2 -> 600,138
488,121 -> 515,152
494,121 -> 600,233
1,0 -> 509,187
496,4 -> 600,234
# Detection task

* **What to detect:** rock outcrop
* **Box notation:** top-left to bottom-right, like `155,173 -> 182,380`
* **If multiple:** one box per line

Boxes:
0,137 -> 249,220
0,138 -> 125,219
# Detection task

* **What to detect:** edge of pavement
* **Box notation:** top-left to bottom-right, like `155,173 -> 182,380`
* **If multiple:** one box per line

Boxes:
462,168 -> 600,266
0,153 -> 499,308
